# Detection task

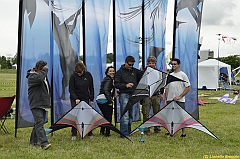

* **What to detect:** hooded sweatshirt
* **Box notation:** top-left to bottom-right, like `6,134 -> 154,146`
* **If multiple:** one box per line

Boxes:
26,68 -> 50,110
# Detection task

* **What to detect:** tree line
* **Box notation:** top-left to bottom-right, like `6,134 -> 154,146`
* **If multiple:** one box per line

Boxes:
0,53 -> 17,69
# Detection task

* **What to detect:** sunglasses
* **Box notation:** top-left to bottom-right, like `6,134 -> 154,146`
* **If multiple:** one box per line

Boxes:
172,63 -> 178,65
127,63 -> 134,66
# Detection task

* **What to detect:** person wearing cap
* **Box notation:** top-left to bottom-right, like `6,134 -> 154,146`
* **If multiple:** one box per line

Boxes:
141,56 -> 164,135
26,60 -> 51,150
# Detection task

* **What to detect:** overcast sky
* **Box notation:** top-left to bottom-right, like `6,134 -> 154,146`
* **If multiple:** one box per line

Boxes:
0,0 -> 239,58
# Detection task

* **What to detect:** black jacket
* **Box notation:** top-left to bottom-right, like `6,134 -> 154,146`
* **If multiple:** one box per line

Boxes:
26,68 -> 50,110
114,64 -> 143,94
69,71 -> 94,102
98,75 -> 114,104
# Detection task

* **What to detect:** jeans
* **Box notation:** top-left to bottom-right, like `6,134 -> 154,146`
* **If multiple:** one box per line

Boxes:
119,93 -> 133,137
30,108 -> 49,148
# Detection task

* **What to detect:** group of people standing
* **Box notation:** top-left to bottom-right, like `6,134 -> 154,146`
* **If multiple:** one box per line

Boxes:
27,56 -> 190,150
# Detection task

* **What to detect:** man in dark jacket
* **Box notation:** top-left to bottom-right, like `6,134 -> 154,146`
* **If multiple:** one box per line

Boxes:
26,60 -> 51,150
114,56 -> 143,137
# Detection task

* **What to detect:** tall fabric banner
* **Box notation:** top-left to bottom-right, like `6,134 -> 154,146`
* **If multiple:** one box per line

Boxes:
84,0 -> 111,112
144,0 -> 168,72
174,0 -> 204,119
17,0 -> 51,128
115,0 -> 142,122
52,0 -> 82,123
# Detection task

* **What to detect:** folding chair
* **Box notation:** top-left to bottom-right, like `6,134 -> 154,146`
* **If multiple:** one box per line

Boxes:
0,95 -> 15,134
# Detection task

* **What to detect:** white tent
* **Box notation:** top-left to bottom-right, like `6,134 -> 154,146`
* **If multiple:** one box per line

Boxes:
198,59 -> 231,90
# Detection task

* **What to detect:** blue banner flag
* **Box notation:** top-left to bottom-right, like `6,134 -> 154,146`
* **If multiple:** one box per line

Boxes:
17,0 -> 51,128
115,0 -> 142,122
85,0 -> 111,111
174,0 -> 204,119
144,0 -> 168,71
51,0 -> 82,122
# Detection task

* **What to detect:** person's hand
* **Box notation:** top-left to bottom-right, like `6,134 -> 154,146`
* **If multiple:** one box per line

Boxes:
108,103 -> 113,106
43,65 -> 48,69
173,96 -> 181,101
159,94 -> 164,99
164,101 -> 167,107
89,101 -> 93,106
76,99 -> 80,104
126,83 -> 134,88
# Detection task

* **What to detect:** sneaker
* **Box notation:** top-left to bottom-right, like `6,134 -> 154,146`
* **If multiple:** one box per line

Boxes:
180,134 -> 186,137
42,143 -> 51,150
71,136 -> 76,140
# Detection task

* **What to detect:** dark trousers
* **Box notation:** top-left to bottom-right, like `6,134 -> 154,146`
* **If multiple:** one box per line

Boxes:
71,99 -> 92,137
98,102 -> 113,136
30,108 -> 49,148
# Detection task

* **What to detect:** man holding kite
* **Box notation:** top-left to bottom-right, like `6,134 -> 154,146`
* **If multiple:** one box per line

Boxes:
114,56 -> 143,137
164,58 -> 190,137
142,56 -> 164,135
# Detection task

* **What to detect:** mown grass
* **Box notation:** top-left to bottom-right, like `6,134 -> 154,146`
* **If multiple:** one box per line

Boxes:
1,70 -> 240,159
0,70 -> 16,97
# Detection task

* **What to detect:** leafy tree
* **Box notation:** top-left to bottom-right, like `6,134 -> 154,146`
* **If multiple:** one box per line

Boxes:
12,53 -> 17,65
221,55 -> 240,70
80,55 -> 83,61
7,60 -> 12,69
1,56 -> 7,69
107,53 -> 113,63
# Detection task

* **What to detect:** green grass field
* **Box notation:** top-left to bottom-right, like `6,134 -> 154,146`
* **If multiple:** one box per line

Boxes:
1,70 -> 240,159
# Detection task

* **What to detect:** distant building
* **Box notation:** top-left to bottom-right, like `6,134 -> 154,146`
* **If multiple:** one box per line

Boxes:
198,50 -> 214,63
5,54 -> 14,62
12,64 -> 17,70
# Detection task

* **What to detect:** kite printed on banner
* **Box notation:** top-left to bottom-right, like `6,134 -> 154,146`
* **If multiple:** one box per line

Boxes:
46,101 -> 131,142
130,101 -> 219,139
120,67 -> 187,118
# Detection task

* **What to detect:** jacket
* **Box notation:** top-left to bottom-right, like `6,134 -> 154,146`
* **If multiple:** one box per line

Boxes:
98,75 -> 114,104
114,64 -> 143,94
26,68 -> 50,110
69,71 -> 94,102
